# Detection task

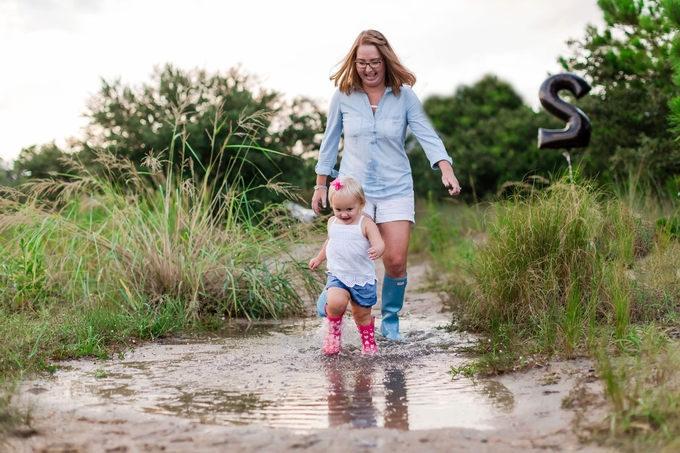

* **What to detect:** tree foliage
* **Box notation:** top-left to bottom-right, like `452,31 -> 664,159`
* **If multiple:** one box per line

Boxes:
84,64 -> 326,196
13,142 -> 70,182
560,0 -> 680,190
410,75 -> 564,201
0,159 -> 15,187
663,1 -> 680,140
13,64 -> 326,201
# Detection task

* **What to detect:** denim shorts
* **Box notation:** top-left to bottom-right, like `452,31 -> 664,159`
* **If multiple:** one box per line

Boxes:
325,274 -> 377,308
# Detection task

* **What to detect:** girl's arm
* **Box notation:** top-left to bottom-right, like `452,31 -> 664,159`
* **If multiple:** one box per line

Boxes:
363,216 -> 385,261
309,217 -> 334,270
309,238 -> 329,270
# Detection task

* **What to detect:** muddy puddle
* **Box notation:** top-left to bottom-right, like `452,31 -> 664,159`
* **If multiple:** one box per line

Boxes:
13,259 -> 611,453
23,316 -> 515,433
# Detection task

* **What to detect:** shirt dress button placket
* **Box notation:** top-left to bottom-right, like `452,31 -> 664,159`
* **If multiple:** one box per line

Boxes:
371,116 -> 377,145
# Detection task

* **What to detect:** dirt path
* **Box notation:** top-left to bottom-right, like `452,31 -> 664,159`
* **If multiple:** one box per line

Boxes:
6,257 -> 616,453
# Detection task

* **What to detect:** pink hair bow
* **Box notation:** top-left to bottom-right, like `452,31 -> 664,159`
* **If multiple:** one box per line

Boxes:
330,178 -> 343,190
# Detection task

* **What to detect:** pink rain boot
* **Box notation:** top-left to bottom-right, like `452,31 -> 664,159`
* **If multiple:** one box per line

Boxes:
358,317 -> 378,357
323,304 -> 344,355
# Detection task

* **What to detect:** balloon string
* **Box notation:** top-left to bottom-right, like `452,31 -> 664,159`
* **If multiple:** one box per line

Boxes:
562,151 -> 573,183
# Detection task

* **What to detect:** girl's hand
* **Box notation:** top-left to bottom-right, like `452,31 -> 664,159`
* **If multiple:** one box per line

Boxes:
367,246 -> 382,261
363,217 -> 385,260
309,257 -> 323,270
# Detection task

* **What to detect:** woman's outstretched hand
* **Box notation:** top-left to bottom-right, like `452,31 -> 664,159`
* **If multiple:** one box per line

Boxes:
437,160 -> 461,196
442,172 -> 461,196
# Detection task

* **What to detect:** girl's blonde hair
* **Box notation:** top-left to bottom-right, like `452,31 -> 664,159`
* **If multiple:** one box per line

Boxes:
328,176 -> 366,207
330,29 -> 416,96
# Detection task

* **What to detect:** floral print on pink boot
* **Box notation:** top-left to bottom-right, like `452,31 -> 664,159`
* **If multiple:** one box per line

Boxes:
323,305 -> 343,355
358,317 -> 378,356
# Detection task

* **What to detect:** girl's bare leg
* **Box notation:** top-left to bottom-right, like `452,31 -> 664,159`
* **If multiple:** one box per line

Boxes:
326,288 -> 350,317
350,301 -> 372,326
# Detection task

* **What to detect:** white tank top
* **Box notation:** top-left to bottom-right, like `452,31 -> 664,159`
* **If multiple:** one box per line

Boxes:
326,215 -> 377,287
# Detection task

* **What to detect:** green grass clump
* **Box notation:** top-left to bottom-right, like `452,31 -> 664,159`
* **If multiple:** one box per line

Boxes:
475,182 -> 598,312
593,330 -> 680,453
0,105 -> 321,378
418,174 -> 680,449
439,177 -> 677,367
409,193 -> 482,305
463,179 -> 606,363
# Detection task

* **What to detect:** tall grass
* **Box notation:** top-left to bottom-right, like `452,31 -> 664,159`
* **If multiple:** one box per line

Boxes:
409,193 -> 482,302
448,177 -> 677,362
421,174 -> 680,449
0,102 -> 321,377
471,181 -> 600,325
593,330 -> 680,453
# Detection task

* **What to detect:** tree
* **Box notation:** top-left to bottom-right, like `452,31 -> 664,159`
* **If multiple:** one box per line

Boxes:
0,158 -> 16,187
34,64 -> 326,203
662,0 -> 680,197
410,75 -> 564,201
12,142 -> 71,182
560,0 -> 680,190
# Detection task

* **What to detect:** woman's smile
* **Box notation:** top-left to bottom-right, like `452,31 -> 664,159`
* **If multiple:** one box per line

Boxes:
356,44 -> 385,89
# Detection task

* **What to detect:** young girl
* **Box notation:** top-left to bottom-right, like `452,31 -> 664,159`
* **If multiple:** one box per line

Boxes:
309,176 -> 385,356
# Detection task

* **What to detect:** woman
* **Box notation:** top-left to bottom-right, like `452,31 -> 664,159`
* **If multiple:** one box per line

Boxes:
311,29 -> 461,341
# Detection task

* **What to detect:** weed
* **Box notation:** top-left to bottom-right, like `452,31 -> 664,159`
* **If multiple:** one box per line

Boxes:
450,361 -> 479,379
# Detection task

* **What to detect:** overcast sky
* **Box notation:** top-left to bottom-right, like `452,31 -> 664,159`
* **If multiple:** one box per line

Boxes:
0,0 -> 604,162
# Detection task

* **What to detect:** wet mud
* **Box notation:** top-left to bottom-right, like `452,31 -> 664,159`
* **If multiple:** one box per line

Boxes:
7,259 -> 615,452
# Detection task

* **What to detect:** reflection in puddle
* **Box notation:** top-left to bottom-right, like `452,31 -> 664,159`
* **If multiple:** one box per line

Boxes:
383,369 -> 408,429
149,390 -> 274,423
477,379 -> 514,413
27,318 -> 515,432
326,364 -> 380,429
95,384 -> 138,400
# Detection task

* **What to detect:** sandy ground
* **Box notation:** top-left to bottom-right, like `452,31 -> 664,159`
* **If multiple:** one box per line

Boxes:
6,255 -> 617,453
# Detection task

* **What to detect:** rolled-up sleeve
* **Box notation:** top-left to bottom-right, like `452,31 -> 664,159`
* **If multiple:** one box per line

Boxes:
315,90 -> 343,176
404,88 -> 452,170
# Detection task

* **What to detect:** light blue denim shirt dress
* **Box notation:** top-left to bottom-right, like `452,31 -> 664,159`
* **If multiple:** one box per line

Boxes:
315,86 -> 453,200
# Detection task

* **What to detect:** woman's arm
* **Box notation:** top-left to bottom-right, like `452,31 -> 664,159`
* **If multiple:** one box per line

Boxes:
404,88 -> 452,171
404,88 -> 461,196
312,91 -> 343,214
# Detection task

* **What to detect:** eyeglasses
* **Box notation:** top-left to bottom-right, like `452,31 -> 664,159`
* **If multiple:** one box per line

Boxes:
355,59 -> 383,69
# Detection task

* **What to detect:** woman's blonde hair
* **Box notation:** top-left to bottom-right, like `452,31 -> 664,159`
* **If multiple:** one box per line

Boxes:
328,176 -> 366,207
330,29 -> 416,96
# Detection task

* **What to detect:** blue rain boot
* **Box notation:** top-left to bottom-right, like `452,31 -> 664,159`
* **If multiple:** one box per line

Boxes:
380,274 -> 407,341
316,289 -> 328,317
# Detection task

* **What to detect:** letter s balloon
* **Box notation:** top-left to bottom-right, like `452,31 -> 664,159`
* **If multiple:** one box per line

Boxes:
537,73 -> 592,150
